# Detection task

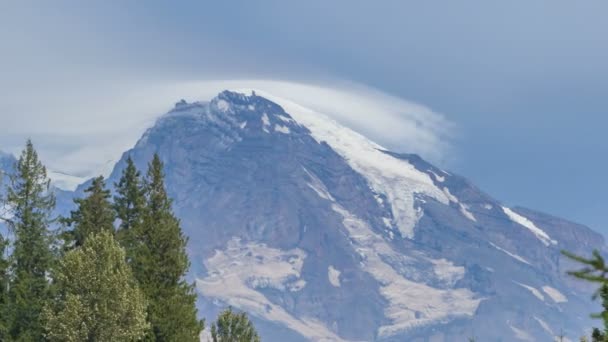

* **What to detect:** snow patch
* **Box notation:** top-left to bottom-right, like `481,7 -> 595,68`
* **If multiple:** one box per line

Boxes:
443,187 -> 477,222
514,281 -> 545,301
303,167 -> 335,201
331,204 -> 481,337
460,204 -> 477,222
483,204 -> 493,210
216,99 -> 230,112
509,324 -> 534,341
197,239 -> 347,341
431,259 -> 465,287
244,90 -> 450,239
239,121 -> 247,129
328,266 -> 341,287
428,170 -> 445,182
261,113 -> 270,133
442,187 -> 458,203
502,207 -> 556,246
489,242 -> 531,265
274,124 -> 291,134
542,286 -> 567,303
534,316 -> 554,336
277,115 -> 294,123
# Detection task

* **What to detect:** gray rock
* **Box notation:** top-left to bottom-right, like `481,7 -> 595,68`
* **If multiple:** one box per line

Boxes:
49,91 -> 604,341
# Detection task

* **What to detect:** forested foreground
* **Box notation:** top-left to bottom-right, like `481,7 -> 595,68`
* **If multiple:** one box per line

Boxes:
0,141 -> 259,342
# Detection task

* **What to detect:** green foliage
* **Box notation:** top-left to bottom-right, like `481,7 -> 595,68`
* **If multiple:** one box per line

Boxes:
563,250 -> 608,341
211,307 -> 260,342
43,231 -> 148,341
591,328 -> 606,342
63,176 -> 115,248
130,154 -> 202,341
0,232 -> 8,339
4,140 -> 55,340
0,168 -> 8,338
114,156 -> 147,263
1,149 -> 206,341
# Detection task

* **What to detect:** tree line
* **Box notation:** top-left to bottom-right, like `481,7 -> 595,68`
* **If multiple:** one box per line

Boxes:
6,139 -> 605,341
0,140 -> 259,341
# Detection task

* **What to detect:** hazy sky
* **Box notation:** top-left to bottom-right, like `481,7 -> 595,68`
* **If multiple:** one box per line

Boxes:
1,1 -> 607,234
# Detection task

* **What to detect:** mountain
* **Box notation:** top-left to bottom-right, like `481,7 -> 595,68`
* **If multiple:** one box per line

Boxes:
0,150 -> 14,172
57,91 -> 606,340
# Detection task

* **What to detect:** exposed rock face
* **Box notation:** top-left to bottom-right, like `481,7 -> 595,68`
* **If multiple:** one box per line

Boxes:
48,91 -> 604,341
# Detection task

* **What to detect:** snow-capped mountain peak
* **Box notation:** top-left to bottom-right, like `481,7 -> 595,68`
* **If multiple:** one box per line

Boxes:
53,90 -> 604,341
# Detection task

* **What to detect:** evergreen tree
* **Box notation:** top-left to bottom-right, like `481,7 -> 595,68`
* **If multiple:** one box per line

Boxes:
0,232 -> 8,339
5,140 -> 55,340
133,154 -> 202,341
211,307 -> 260,342
563,250 -> 608,341
63,176 -> 115,248
114,157 -> 146,261
0,170 -> 8,339
43,231 -> 148,341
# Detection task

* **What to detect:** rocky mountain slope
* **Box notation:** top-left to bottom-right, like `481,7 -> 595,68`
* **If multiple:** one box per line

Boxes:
3,91 -> 605,341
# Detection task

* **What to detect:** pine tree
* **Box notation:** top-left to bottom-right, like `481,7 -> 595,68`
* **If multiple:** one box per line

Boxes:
5,140 -> 55,340
43,231 -> 148,341
63,176 -> 115,248
0,170 -> 8,339
133,154 -> 202,341
0,232 -> 8,339
114,156 -> 146,261
563,250 -> 608,341
211,307 -> 260,342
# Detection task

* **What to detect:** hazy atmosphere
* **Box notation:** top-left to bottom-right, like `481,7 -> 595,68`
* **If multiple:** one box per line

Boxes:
1,2 -> 606,231
2,2 -> 608,341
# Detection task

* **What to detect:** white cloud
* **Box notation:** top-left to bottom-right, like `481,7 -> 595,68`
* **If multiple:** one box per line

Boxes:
0,80 -> 454,190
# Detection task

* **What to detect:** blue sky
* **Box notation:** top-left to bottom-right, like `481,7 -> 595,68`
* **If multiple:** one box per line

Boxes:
0,1 -> 606,234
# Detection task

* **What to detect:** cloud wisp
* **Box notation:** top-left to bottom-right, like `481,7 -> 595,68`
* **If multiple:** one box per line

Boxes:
0,80 -> 455,190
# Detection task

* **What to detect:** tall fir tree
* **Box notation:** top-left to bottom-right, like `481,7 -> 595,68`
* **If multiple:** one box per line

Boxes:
0,232 -> 8,339
0,170 -> 8,339
5,140 -> 55,340
134,154 -> 202,341
114,156 -> 146,261
63,176 -> 115,248
43,231 -> 148,341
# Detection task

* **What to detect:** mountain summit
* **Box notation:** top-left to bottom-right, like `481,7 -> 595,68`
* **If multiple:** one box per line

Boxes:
61,90 -> 603,341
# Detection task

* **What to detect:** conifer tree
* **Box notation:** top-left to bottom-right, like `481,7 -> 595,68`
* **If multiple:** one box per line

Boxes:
5,140 -> 55,340
63,176 -> 115,248
563,250 -> 608,341
0,232 -> 8,339
211,307 -> 260,342
0,171 -> 9,339
114,156 -> 146,261
134,154 -> 202,341
43,231 -> 148,341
